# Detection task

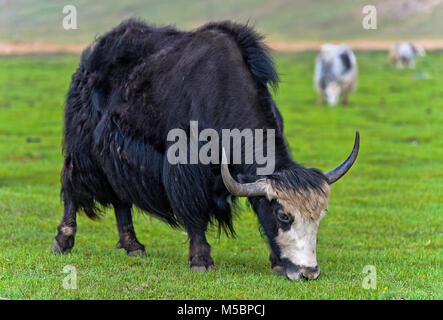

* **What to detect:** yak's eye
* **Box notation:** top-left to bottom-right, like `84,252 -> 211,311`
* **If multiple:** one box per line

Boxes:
277,211 -> 290,223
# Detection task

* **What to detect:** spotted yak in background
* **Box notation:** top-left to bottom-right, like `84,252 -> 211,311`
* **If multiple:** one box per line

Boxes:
314,44 -> 358,106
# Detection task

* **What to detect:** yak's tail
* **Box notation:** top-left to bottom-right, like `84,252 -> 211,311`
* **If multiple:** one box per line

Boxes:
199,21 -> 279,90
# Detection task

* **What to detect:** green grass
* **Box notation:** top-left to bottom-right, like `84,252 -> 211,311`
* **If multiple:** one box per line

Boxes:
2,0 -> 443,43
0,52 -> 442,299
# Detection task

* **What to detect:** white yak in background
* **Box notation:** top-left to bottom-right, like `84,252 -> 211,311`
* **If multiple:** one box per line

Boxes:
389,42 -> 426,68
314,44 -> 358,106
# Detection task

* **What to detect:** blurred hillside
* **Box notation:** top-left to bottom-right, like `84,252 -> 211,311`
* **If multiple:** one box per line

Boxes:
1,0 -> 443,44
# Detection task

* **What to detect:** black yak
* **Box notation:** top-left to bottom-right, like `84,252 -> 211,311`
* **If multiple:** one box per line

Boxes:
53,19 -> 359,280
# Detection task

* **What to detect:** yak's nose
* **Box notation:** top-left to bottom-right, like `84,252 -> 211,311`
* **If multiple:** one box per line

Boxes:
300,265 -> 321,280
285,264 -> 320,281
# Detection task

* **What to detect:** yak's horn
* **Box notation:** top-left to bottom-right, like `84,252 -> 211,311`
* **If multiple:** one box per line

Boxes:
221,148 -> 269,197
325,131 -> 360,184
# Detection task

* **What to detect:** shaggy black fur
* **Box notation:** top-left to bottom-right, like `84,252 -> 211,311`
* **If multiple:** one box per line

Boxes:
57,18 -> 327,261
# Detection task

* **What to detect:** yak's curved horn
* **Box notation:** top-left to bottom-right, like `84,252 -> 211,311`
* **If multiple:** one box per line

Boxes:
221,148 -> 269,197
324,131 -> 360,184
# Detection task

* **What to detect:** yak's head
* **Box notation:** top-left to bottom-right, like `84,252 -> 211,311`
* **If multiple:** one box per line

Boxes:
221,132 -> 359,280
324,81 -> 341,106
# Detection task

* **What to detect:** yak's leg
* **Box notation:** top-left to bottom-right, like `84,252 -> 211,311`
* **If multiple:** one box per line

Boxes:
114,203 -> 146,256
342,93 -> 349,105
269,250 -> 285,275
317,93 -> 324,105
188,228 -> 214,272
53,199 -> 77,254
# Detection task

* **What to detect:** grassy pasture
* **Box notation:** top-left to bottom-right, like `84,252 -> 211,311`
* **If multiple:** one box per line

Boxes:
0,52 -> 441,299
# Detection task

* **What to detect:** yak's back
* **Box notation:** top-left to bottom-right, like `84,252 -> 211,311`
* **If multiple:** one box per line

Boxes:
79,19 -> 184,83
196,21 -> 278,90
79,19 -> 278,92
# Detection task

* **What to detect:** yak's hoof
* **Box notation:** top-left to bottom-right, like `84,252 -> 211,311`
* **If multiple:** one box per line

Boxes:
116,238 -> 146,256
190,255 -> 214,272
191,264 -> 215,273
127,248 -> 147,257
52,238 -> 73,255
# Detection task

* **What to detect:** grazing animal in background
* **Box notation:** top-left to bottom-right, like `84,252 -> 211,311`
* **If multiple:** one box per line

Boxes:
53,19 -> 359,280
314,44 -> 358,106
389,42 -> 426,68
